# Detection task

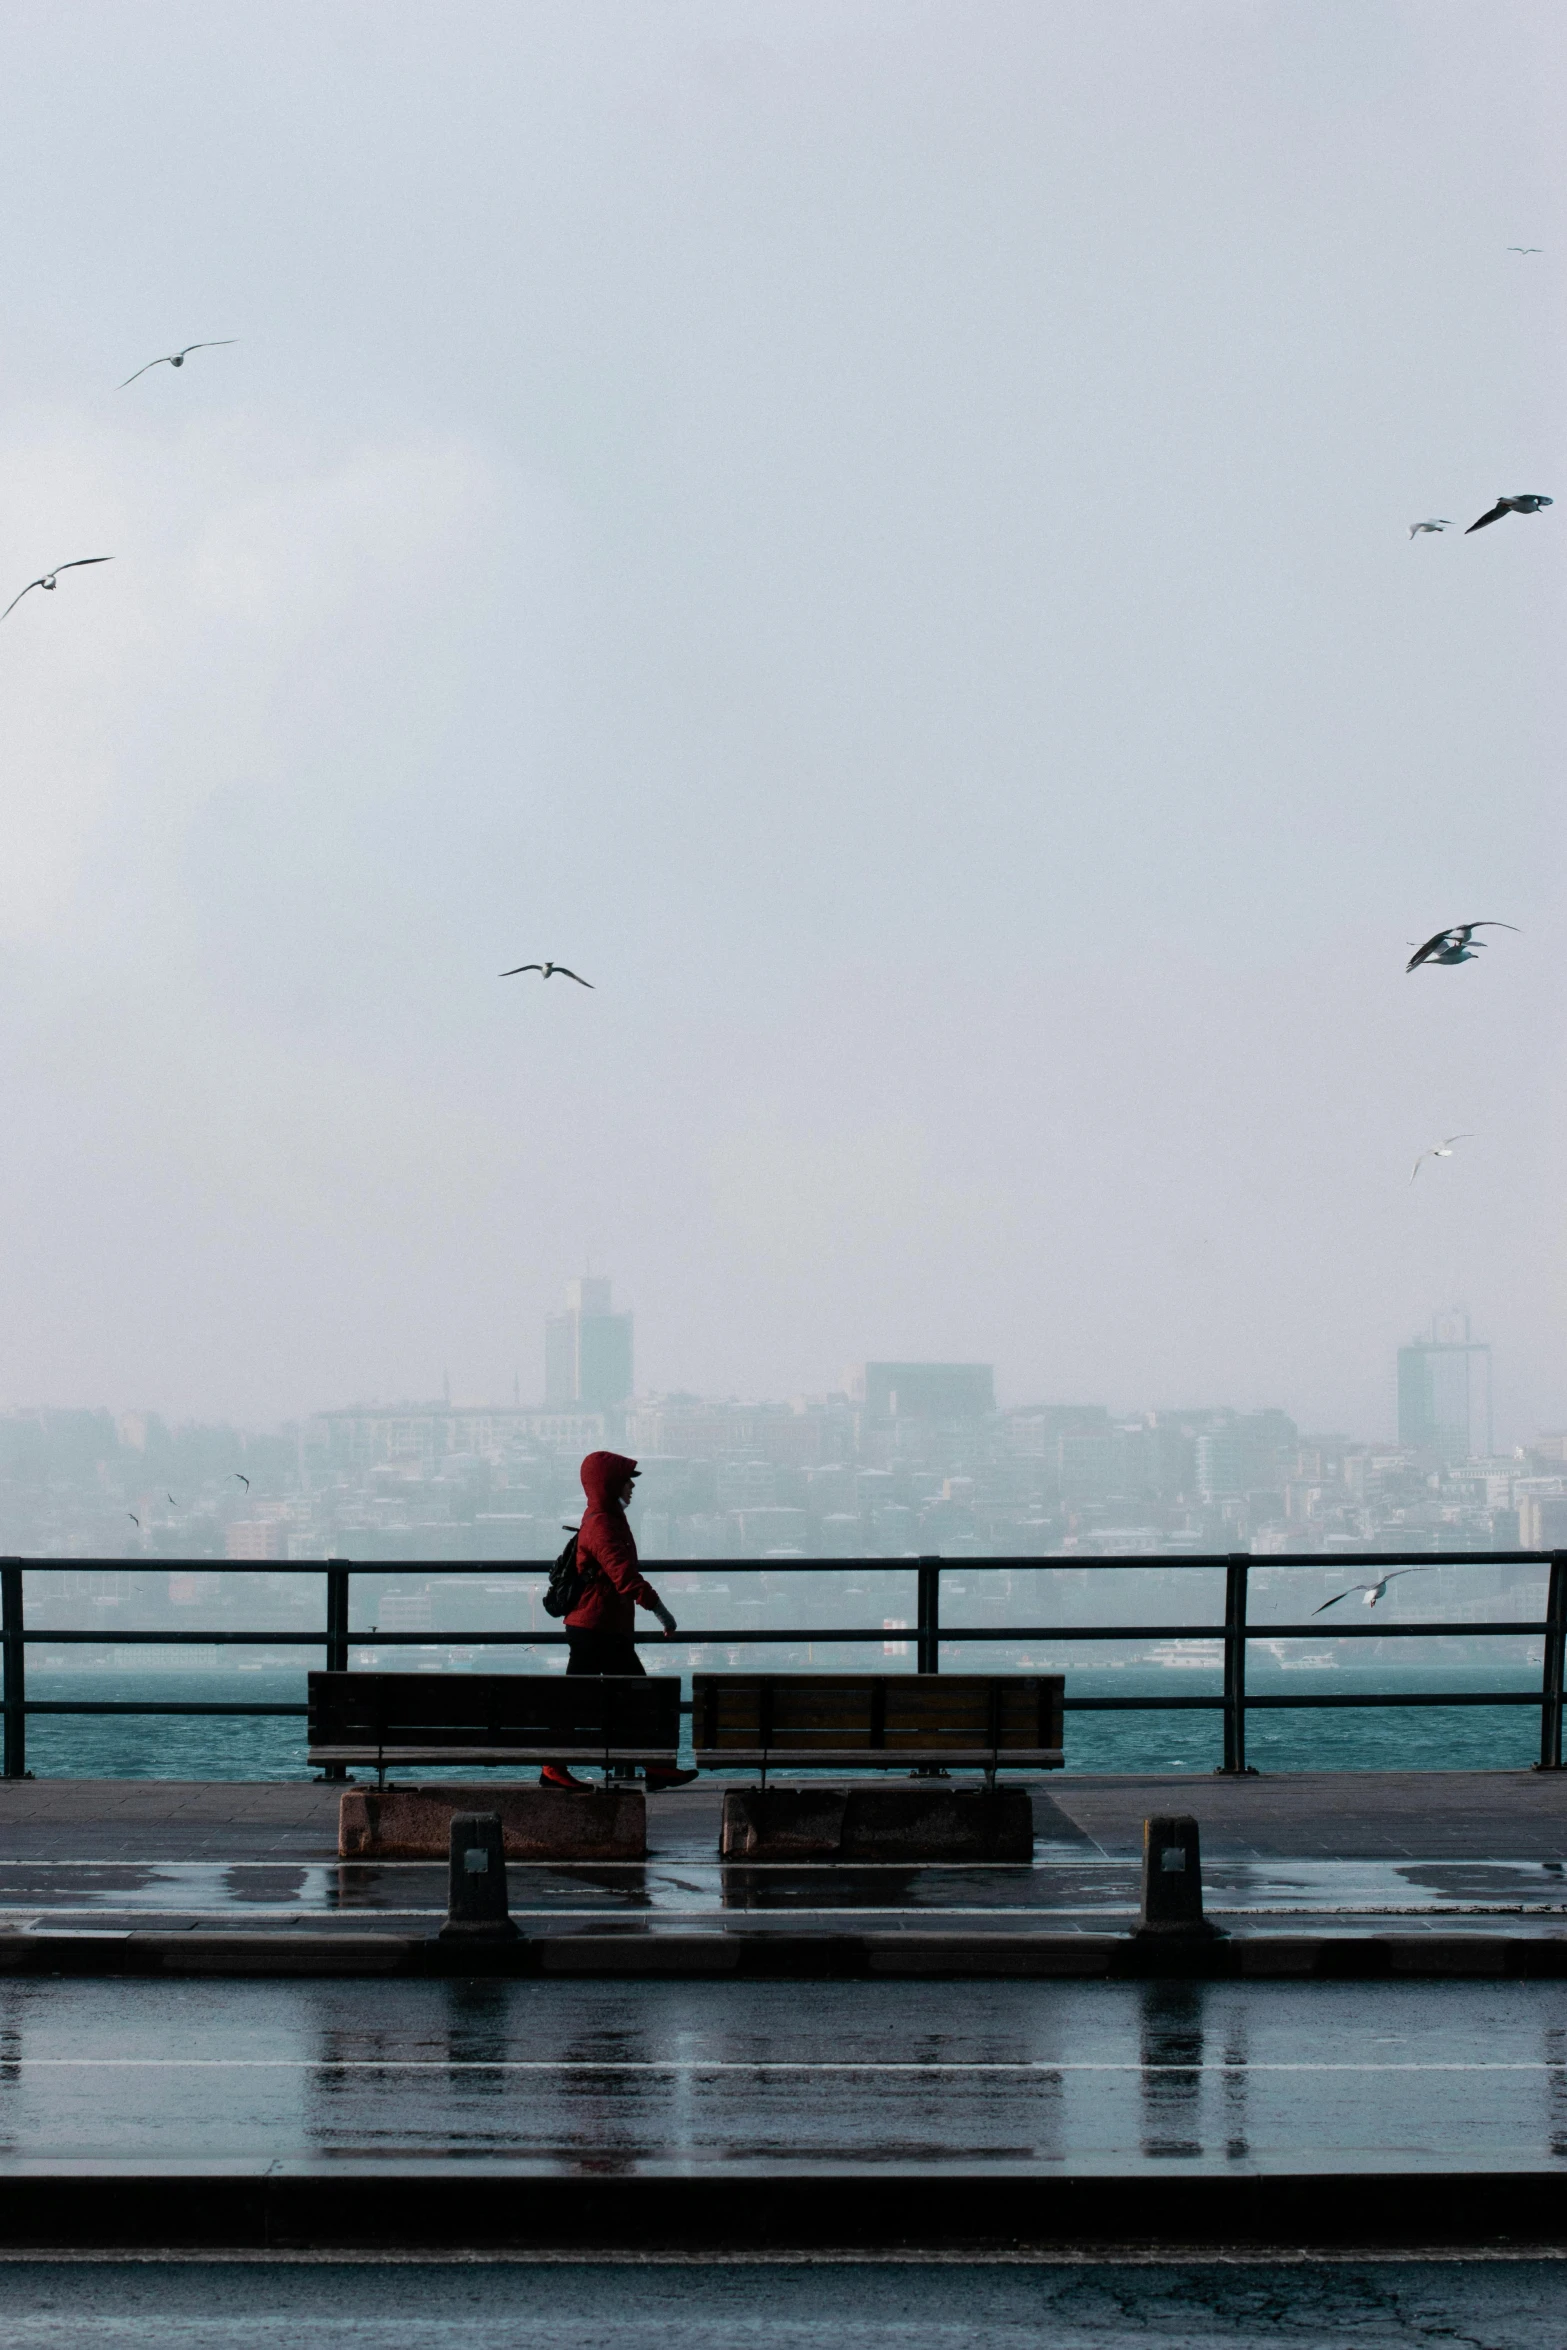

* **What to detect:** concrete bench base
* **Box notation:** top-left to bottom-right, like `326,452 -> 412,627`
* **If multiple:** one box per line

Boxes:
720,1783 -> 1033,1863
339,1784 -> 645,1861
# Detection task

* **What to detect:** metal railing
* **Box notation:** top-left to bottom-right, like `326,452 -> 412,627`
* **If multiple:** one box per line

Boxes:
3,1549 -> 1564,1779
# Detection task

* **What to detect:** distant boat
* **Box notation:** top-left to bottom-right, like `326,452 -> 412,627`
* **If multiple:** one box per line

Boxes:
1146,1640 -> 1223,1669
1254,1639 -> 1341,1671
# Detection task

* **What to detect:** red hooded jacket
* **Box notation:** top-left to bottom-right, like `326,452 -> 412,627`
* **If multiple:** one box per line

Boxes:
566,1450 -> 662,1636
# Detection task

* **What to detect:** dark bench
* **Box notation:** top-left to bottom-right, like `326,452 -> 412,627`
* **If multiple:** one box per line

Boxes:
307,1671 -> 682,1786
690,1672 -> 1064,1784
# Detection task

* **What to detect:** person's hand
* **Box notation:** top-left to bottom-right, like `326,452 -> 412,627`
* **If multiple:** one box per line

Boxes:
651,1600 -> 677,1638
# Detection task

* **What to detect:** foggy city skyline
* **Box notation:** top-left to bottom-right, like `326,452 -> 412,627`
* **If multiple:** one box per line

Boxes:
0,6 -> 1561,1452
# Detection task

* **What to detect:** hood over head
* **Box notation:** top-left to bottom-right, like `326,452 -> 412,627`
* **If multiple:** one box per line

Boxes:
580,1450 -> 638,1510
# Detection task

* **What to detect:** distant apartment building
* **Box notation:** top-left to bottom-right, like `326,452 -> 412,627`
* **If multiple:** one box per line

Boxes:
1397,1311 -> 1492,1463
1518,1490 -> 1567,1550
1193,1411 -> 1299,1502
304,1404 -> 602,1476
848,1363 -> 995,1420
224,1520 -> 291,1561
545,1278 -> 634,1412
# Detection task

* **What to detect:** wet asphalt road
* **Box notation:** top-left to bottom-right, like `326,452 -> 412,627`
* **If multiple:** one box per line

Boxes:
0,2256 -> 1561,2347
2,1975 -> 1567,2173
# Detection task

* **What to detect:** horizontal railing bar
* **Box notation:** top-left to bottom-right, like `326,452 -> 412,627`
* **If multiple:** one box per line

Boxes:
11,1691 -> 1543,1721
2,1551 -> 1556,1574
22,1630 -> 350,1645
16,1701 -> 311,1717
1060,1690 -> 1547,1713
923,1621 -> 1545,1642
14,1621 -> 1549,1648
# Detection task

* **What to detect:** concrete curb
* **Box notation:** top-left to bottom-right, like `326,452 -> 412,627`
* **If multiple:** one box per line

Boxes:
3,1927 -> 1567,1979
1,2166 -> 1566,2252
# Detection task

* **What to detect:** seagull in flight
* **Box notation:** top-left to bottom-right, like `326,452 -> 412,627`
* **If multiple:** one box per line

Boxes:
1507,247 -> 1542,255
499,961 -> 594,988
167,1494 -> 178,1507
1408,519 -> 1452,537
1410,1134 -> 1472,1184
231,1472 -> 250,1491
1314,1567 -> 1427,1615
118,340 -> 237,388
1,557 -> 113,623
1466,493 -> 1553,533
1406,921 -> 1519,973
127,1513 -> 139,1529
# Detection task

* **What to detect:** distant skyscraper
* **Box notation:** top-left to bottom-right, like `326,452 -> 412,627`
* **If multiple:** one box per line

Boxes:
1397,1310 -> 1492,1462
545,1277 -> 634,1411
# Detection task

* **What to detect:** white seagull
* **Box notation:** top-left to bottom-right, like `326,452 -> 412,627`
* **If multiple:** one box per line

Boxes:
1406,921 -> 1519,973
1,556 -> 113,623
1314,1567 -> 1427,1616
1408,519 -> 1452,537
1507,247 -> 1542,255
1410,1133 -> 1472,1184
1466,493 -> 1553,533
499,961 -> 594,988
118,340 -> 237,388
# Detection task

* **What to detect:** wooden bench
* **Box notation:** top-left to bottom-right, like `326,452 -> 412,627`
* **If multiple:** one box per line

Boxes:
307,1671 -> 682,1786
690,1672 -> 1064,1784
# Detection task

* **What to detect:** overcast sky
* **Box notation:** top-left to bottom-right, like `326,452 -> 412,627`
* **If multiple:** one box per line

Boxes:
0,2 -> 1560,1437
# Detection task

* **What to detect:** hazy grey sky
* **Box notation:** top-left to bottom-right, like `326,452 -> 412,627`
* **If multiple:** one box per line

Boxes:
0,2 -> 1560,1437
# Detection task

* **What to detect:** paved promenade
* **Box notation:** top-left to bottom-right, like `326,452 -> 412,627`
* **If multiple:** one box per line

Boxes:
0,1773 -> 1564,1945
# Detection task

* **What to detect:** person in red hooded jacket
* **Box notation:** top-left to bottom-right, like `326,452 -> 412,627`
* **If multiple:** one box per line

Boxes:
542,1449 -> 697,1791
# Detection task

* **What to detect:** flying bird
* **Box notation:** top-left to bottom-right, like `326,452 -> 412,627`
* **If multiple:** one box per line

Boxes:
1466,493 -> 1553,533
1406,921 -> 1519,974
127,1513 -> 139,1529
1507,247 -> 1542,254
1,557 -> 113,623
231,1472 -> 250,1491
167,1494 -> 178,1507
118,340 -> 237,388
1410,1134 -> 1472,1184
499,961 -> 594,988
1408,519 -> 1452,537
1314,1568 -> 1427,1616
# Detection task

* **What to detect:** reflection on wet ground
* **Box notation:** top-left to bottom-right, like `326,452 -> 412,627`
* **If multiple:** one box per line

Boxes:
2,1855 -> 1566,1932
1,1976 -> 1566,2172
2,2259 -> 1565,2349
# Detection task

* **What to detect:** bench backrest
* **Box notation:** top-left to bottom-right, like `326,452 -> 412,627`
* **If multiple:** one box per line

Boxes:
307,1670 -> 681,1755
690,1672 -> 1063,1763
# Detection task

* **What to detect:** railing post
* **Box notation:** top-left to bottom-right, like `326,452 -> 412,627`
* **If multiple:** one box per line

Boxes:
322,1561 -> 351,1782
1539,1552 -> 1567,1771
1217,1552 -> 1253,1775
916,1557 -> 941,1674
2,1560 -> 26,1780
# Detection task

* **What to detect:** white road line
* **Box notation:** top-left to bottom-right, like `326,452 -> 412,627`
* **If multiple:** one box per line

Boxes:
3,2058 -> 1564,2074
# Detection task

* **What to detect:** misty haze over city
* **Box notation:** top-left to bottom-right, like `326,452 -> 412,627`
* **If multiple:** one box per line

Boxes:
0,4 -> 1560,1475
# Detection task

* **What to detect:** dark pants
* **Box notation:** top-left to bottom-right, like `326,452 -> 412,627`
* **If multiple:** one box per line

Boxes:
558,1629 -> 673,1782
565,1631 -> 644,1676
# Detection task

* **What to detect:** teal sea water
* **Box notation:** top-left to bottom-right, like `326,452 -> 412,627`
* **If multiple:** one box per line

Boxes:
9,1665 -> 1548,1778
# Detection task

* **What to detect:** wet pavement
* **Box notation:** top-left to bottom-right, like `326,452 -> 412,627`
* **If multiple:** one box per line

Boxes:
0,2257 -> 1564,2349
0,1774 -> 1564,1939
3,1852 -> 1567,1936
2,1975 -> 1566,2174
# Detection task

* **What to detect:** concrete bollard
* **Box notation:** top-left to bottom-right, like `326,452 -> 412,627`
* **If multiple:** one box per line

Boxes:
438,1811 -> 519,1942
1137,1813 -> 1215,1938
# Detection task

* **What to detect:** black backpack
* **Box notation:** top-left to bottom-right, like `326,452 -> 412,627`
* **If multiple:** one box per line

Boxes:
543,1524 -> 596,1619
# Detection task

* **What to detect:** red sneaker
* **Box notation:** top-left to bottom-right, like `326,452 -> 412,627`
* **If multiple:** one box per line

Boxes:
645,1768 -> 699,1791
540,1766 -> 592,1790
